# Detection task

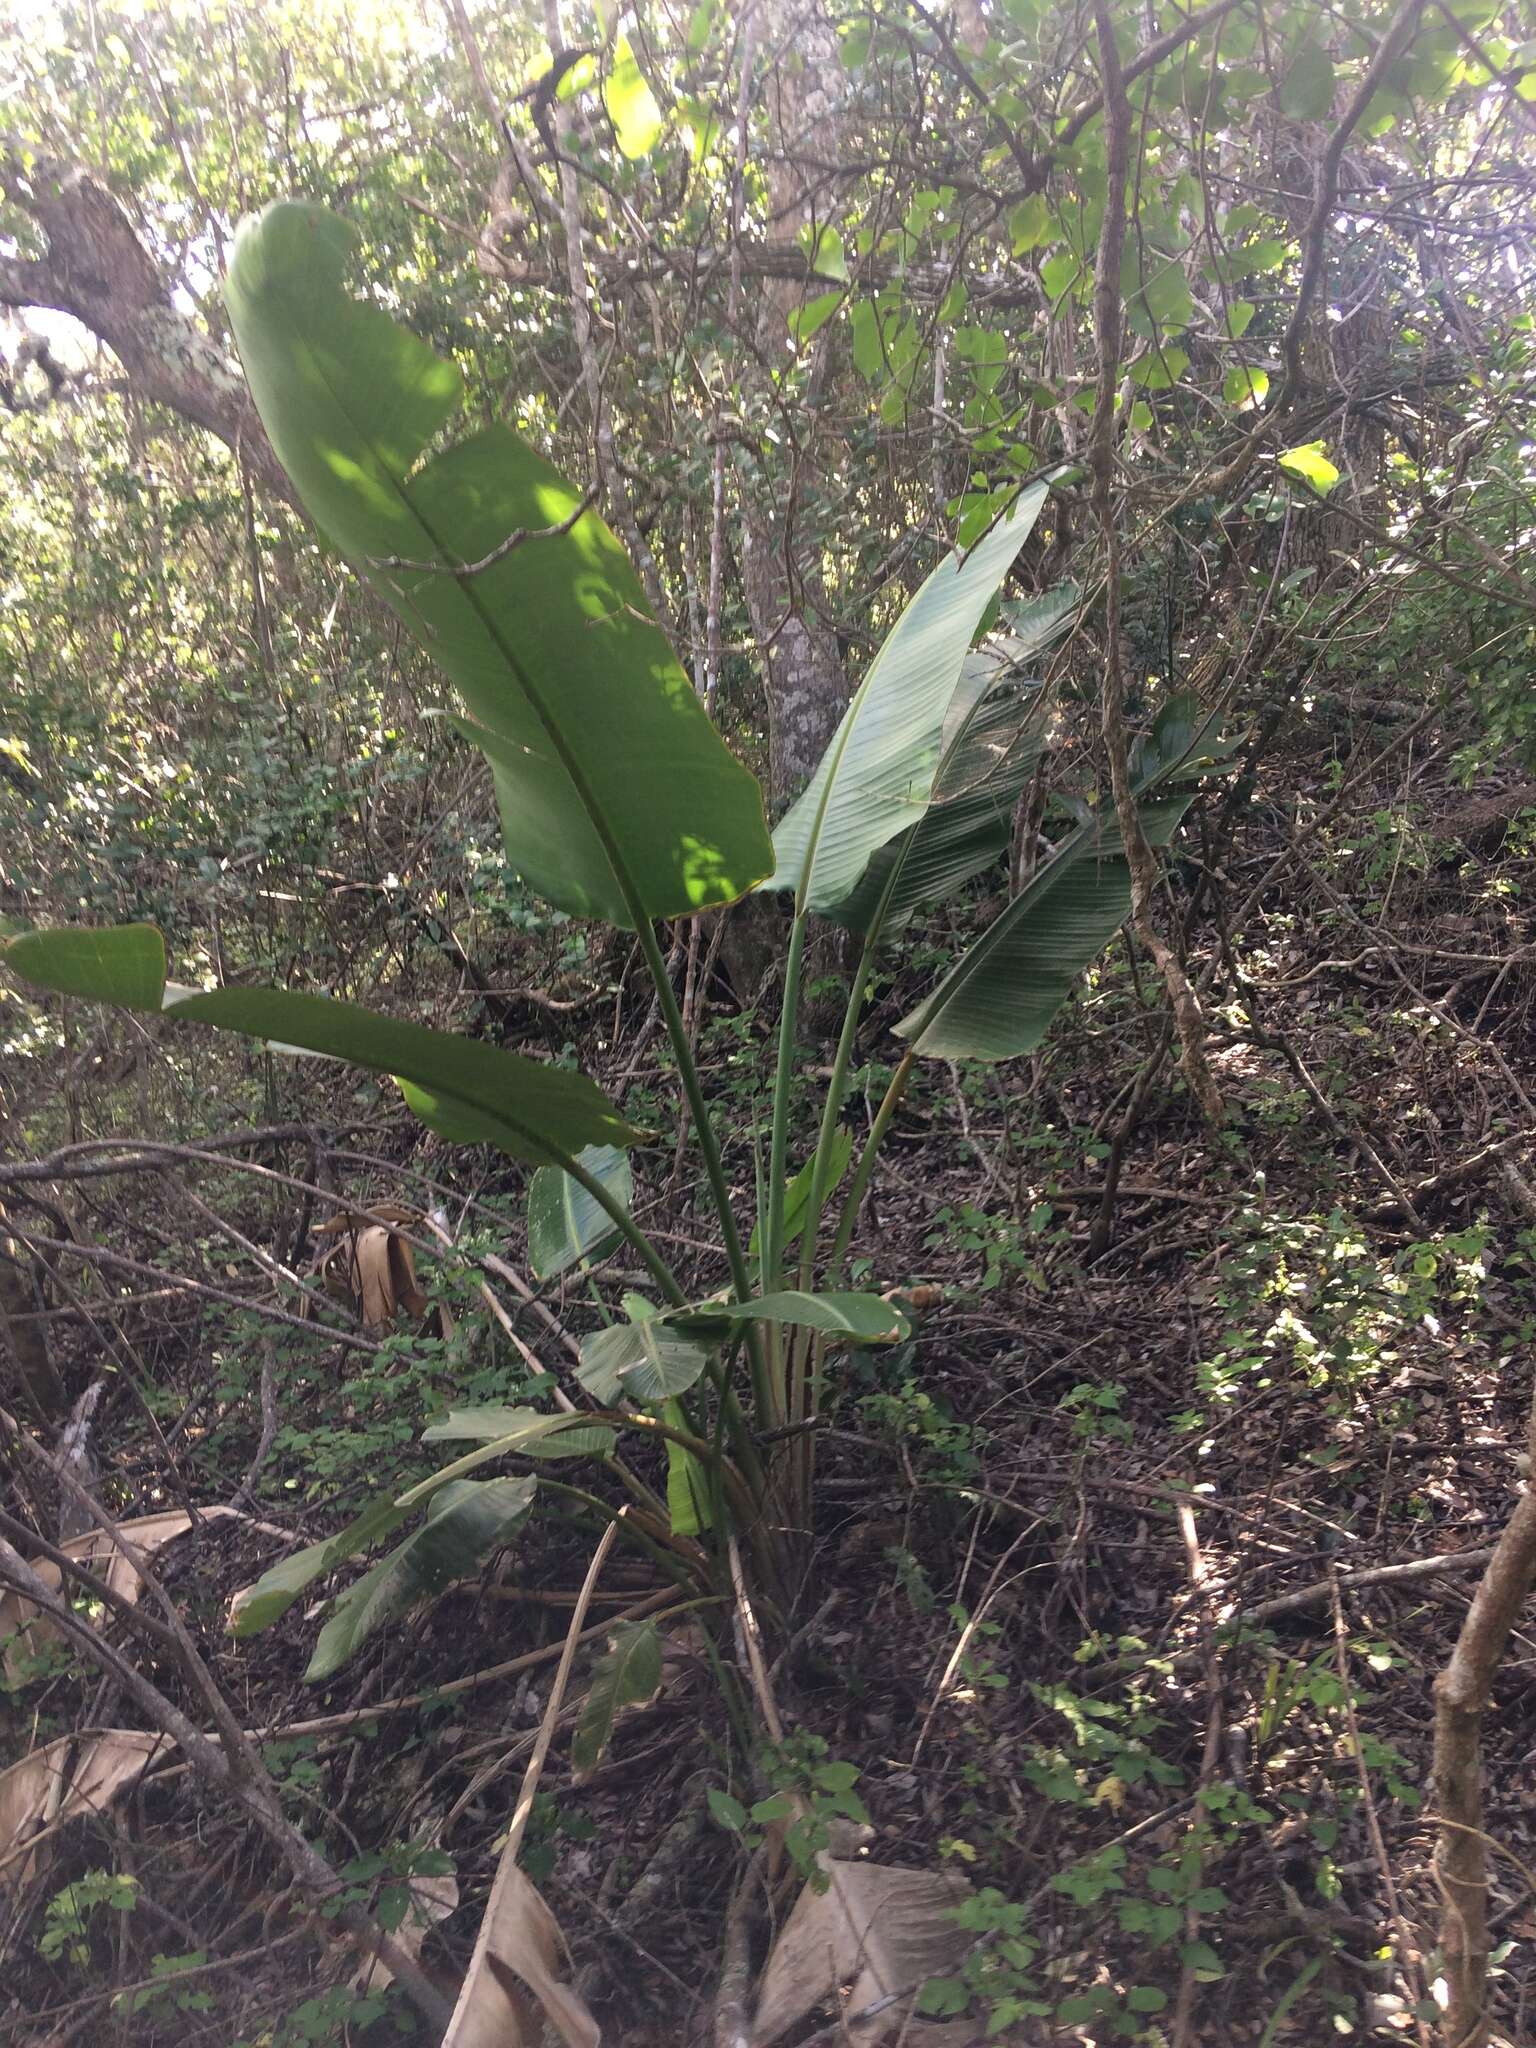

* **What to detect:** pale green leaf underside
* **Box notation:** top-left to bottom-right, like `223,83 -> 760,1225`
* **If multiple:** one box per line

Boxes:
577,1321 -> 713,1404
828,661 -> 1047,934
406,1409 -> 617,1500
765,485 -> 1049,912
527,1144 -> 633,1280
673,1290 -> 911,1342
306,1475 -> 535,1682
224,201 -> 770,927
827,582 -> 1077,935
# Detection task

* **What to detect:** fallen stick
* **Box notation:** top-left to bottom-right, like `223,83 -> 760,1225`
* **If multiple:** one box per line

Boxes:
1230,1546 -> 1495,1628
249,1586 -> 677,1740
1365,1128 -> 1536,1221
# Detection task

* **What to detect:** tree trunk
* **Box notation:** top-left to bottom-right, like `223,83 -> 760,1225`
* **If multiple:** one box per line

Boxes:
0,154 -> 292,504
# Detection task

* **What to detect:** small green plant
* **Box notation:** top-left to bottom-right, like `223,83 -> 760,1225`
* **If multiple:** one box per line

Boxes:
1023,1672 -> 1184,1811
516,1792 -> 598,1885
1176,1207 -> 1492,1445
313,1840 -> 457,1937
38,1869 -> 139,1967
1060,1378 -> 1134,1445
117,1951 -> 216,2020
708,1735 -> 870,1883
238,1982 -> 397,2047
916,1886 -> 1051,2033
925,1198 -> 1063,1293
859,1377 -> 981,1482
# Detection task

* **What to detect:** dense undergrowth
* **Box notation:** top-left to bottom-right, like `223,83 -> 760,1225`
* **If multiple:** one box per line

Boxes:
7,703 -> 1536,2043
4,0 -> 1536,2042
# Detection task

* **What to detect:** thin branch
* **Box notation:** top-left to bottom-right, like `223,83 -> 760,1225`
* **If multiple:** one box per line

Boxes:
368,484 -> 599,577
1089,0 -> 1222,1123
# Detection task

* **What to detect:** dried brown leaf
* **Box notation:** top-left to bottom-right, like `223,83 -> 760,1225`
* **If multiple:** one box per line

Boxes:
354,1225 -> 398,1329
751,1860 -> 973,2047
314,1203 -> 423,1235
442,1860 -> 599,2048
0,1731 -> 169,1893
388,1232 -> 429,1318
56,1505 -> 242,1604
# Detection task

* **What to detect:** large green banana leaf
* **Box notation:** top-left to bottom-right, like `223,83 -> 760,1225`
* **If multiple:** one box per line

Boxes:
764,484 -> 1049,913
224,202 -> 771,927
826,583 -> 1076,935
2,924 -> 638,1164
895,697 -> 1232,1061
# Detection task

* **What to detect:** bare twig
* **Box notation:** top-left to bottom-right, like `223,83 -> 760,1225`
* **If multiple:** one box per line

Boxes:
368,485 -> 599,578
1089,1 -> 1222,1124
1432,1391 -> 1536,2048
1234,1545 -> 1497,1627
1330,1578 -> 1431,2045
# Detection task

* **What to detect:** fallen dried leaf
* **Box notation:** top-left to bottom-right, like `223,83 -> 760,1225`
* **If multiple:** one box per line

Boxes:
355,1225 -> 398,1329
319,1215 -> 429,1329
0,1731 -> 169,1893
751,1859 -> 973,2046
441,1860 -> 599,2048
2,1506 -> 248,1677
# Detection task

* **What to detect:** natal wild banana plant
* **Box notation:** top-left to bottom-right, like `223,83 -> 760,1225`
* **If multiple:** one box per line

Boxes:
2,203 -> 1230,1706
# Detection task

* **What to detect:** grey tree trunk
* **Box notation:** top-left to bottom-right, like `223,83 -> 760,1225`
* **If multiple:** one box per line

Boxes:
0,155 -> 291,504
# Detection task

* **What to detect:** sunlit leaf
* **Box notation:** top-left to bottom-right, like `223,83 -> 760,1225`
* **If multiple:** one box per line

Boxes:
224,203 -> 770,927
1007,194 -> 1051,253
604,34 -> 663,158
3,927 -> 639,1167
800,225 -> 848,281
789,289 -> 844,344
1278,441 -> 1341,495
766,486 -> 1047,913
1223,365 -> 1271,408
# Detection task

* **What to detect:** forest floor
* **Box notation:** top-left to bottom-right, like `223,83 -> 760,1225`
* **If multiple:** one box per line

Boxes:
5,738 -> 1536,2047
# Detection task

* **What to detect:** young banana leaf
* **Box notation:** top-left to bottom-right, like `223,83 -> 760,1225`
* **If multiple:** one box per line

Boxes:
764,486 -> 1050,913
895,696 -> 1234,1061
822,583 -> 1077,937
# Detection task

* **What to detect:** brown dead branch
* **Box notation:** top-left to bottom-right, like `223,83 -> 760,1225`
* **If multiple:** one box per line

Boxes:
1431,1387 -> 1536,2048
